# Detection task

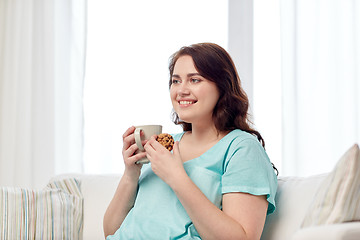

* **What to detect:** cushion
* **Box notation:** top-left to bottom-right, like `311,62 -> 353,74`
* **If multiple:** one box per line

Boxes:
0,178 -> 83,240
261,174 -> 326,240
50,173 -> 121,240
301,144 -> 360,227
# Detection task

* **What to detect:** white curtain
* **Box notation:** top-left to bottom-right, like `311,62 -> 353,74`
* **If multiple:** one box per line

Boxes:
0,0 -> 86,188
280,0 -> 360,176
83,0 -> 228,174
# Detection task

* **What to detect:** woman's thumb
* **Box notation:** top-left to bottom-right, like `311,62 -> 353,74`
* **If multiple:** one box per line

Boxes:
173,141 -> 180,155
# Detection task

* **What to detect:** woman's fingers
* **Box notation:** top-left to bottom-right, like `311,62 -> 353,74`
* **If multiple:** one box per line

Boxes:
128,151 -> 147,164
123,140 -> 149,167
145,135 -> 164,151
122,126 -> 136,150
123,143 -> 138,158
123,141 -> 147,157
144,137 -> 156,153
123,127 -> 147,151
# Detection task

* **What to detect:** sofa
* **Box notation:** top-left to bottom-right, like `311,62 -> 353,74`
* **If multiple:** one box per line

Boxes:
1,144 -> 360,240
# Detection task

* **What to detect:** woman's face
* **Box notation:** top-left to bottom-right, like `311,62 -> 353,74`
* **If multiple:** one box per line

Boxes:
170,55 -> 220,125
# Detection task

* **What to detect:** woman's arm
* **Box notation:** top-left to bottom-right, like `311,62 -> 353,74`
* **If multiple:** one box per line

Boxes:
145,137 -> 268,240
103,126 -> 146,238
103,174 -> 139,237
171,174 -> 268,240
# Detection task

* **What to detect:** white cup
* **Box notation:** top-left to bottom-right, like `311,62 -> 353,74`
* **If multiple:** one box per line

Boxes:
134,125 -> 162,164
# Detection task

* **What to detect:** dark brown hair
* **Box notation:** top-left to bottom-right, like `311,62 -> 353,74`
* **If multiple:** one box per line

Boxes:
168,43 -> 278,175
169,42 -> 265,146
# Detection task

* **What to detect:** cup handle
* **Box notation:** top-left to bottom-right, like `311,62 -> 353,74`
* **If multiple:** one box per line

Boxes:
134,128 -> 144,151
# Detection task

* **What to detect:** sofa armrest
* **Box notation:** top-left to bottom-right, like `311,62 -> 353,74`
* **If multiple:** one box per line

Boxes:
50,173 -> 121,240
291,222 -> 360,240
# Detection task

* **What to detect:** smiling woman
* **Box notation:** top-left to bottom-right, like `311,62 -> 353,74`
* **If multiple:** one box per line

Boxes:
83,1 -> 228,174
170,55 -> 220,126
103,42 -> 278,240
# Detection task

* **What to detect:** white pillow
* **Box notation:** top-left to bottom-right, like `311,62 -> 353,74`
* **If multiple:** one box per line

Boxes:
0,178 -> 83,240
261,174 -> 326,240
301,144 -> 360,227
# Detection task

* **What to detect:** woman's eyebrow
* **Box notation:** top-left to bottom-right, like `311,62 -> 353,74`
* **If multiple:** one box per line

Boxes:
172,73 -> 201,78
187,73 -> 201,77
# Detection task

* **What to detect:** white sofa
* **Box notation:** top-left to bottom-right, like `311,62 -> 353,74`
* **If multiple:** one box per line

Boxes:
261,174 -> 360,240
51,171 -> 360,240
1,144 -> 359,240
63,144 -> 360,240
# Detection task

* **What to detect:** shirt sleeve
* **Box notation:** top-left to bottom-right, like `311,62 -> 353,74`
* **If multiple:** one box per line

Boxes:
221,138 -> 277,214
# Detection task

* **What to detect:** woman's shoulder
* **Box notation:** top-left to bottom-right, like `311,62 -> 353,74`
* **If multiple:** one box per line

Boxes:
222,129 -> 266,156
227,129 -> 260,145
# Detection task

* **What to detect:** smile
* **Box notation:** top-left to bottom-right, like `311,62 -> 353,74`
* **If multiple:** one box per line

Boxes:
179,100 -> 196,105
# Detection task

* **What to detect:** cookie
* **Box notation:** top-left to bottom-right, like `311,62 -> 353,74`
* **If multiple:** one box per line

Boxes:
156,133 -> 174,151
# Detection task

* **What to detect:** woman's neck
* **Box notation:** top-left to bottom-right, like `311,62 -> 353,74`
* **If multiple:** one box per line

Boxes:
188,122 -> 224,143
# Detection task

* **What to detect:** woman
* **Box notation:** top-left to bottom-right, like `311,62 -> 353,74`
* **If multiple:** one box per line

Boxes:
104,43 -> 278,240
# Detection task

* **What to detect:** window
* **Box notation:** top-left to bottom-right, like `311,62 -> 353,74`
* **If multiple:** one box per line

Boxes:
84,0 -> 228,174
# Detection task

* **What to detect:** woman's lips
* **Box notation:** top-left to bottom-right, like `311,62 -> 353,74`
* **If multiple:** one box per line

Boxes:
178,100 -> 197,107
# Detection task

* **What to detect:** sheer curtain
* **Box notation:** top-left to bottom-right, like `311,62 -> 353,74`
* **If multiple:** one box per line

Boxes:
0,0 -> 86,188
229,0 -> 283,172
84,0 -> 228,174
280,0 -> 360,176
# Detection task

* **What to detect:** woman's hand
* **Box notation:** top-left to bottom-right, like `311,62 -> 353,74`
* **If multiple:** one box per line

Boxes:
122,126 -> 146,181
144,135 -> 186,187
104,126 -> 145,238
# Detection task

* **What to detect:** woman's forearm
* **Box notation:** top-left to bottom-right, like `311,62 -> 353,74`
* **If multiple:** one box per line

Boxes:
170,174 -> 248,240
103,174 -> 139,238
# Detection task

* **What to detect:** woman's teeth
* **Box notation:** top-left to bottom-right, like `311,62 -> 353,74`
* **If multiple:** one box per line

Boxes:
180,101 -> 194,105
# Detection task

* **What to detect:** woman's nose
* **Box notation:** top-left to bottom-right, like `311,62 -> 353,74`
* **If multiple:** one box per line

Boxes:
178,83 -> 190,96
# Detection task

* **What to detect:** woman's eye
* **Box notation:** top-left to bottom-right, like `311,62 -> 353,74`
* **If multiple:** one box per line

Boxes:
191,78 -> 201,83
172,79 -> 180,84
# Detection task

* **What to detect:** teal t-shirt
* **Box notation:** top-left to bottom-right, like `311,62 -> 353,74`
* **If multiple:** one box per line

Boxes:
107,129 -> 277,240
